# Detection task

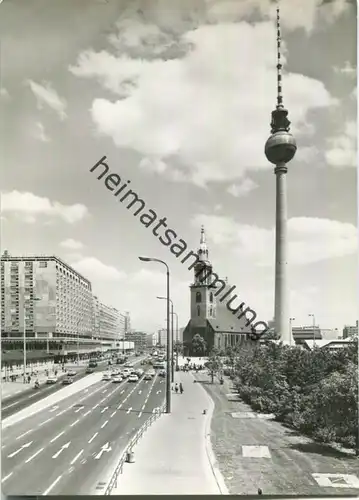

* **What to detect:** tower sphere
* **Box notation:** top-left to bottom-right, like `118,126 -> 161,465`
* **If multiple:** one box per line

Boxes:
265,130 -> 297,165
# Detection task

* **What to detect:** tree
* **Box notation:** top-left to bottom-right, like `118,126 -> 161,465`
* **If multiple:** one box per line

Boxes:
191,334 -> 207,356
207,347 -> 222,384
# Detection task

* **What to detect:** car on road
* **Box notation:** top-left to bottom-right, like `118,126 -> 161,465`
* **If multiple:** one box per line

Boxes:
66,370 -> 77,377
62,376 -> 74,385
128,374 -> 139,382
102,372 -> 111,381
86,367 -> 95,374
158,369 -> 166,377
46,375 -> 58,384
112,375 -> 123,383
144,373 -> 152,380
122,368 -> 131,376
88,361 -> 98,368
111,370 -> 120,377
136,368 -> 144,377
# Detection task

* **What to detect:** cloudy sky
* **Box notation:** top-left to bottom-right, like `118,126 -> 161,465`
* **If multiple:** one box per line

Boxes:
1,0 -> 357,334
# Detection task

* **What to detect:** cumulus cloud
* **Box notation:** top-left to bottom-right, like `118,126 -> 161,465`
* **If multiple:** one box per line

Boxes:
26,80 -> 67,119
71,257 -> 126,282
70,13 -> 336,187
33,122 -> 50,142
326,121 -> 356,168
60,239 -> 84,250
1,191 -> 88,224
192,214 -> 357,265
334,61 -> 356,78
227,178 -> 258,197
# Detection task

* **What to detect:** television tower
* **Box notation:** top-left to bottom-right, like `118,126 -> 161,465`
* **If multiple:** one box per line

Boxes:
264,4 -> 297,344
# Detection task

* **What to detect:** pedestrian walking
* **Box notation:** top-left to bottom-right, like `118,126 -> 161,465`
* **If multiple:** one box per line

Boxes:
174,383 -> 179,394
179,382 -> 184,394
27,374 -> 31,384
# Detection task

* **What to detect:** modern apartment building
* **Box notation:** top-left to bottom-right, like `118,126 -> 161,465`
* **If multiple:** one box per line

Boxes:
343,320 -> 358,339
1,251 -> 93,339
1,252 -> 128,344
125,331 -> 147,351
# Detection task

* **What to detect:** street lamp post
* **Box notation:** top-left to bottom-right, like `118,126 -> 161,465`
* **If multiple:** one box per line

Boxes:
289,317 -> 295,346
23,296 -> 41,383
157,296 -> 175,381
139,256 -> 171,414
308,313 -> 316,347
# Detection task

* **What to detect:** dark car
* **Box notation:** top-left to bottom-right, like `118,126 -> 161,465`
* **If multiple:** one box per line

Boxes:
88,361 -> 97,368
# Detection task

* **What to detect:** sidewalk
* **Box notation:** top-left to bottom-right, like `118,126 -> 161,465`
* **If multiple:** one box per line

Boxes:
111,371 -> 227,495
1,366 -> 56,401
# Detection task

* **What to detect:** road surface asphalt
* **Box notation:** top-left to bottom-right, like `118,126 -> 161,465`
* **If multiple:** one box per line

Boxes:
1,357 -> 138,418
2,370 -> 165,496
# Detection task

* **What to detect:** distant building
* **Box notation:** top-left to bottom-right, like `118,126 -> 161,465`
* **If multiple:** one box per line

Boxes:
157,328 -> 167,347
183,227 -> 251,353
343,321 -> 358,339
124,311 -> 131,334
291,326 -> 322,345
302,338 -> 356,351
125,331 -> 147,351
146,333 -> 155,347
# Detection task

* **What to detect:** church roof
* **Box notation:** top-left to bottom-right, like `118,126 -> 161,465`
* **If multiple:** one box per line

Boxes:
208,305 -> 251,334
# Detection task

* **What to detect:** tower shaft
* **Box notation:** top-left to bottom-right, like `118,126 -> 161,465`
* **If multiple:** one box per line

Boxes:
274,163 -> 291,343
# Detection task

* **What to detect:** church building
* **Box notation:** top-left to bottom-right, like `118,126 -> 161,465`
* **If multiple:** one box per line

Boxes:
183,227 -> 251,353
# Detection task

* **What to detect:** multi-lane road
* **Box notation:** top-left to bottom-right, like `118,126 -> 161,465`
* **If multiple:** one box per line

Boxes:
2,370 -> 165,496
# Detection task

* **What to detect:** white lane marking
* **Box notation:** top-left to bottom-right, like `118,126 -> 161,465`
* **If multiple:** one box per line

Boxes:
43,474 -> 62,495
92,403 -> 99,409
16,430 -> 31,440
94,442 -> 111,459
49,406 -> 59,413
70,449 -> 84,465
56,409 -> 67,417
8,441 -> 33,458
101,406 -> 108,413
110,411 -> 117,418
138,412 -> 143,418
3,401 -> 18,409
70,419 -> 80,427
38,417 -> 53,427
1,472 -> 13,483
156,390 -> 161,394
141,404 -> 146,410
52,441 -> 71,459
101,420 -> 109,429
117,403 -> 122,410
120,389 -> 125,394
88,432 -> 98,444
138,390 -> 142,394
25,447 -> 44,463
74,406 -> 84,413
83,410 -> 91,417
50,431 -> 65,443
99,398 -> 107,404
126,407 -> 132,414
102,389 -> 107,393
28,394 -> 36,398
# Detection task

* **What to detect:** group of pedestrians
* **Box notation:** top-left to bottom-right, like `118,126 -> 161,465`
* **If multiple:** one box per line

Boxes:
173,382 -> 184,394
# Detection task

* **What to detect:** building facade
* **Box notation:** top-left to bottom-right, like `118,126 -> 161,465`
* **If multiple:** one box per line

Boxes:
343,321 -> 358,339
157,328 -> 167,347
1,251 -> 129,345
183,228 -> 251,353
1,252 -> 92,339
125,331 -> 147,351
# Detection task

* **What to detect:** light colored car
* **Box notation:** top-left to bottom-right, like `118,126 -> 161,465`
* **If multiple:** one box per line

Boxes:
46,375 -> 57,384
67,370 -> 77,377
62,376 -> 74,385
111,370 -> 120,377
128,374 -> 139,382
102,372 -> 111,381
144,373 -> 152,381
136,368 -> 144,376
148,369 -> 156,377
112,376 -> 123,383
122,369 -> 131,377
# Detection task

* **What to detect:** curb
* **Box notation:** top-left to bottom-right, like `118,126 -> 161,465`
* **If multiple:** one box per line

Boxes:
196,376 -> 229,495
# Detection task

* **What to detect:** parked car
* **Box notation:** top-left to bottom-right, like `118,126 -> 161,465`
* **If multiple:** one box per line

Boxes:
62,376 -> 74,385
46,375 -> 57,385
128,374 -> 139,382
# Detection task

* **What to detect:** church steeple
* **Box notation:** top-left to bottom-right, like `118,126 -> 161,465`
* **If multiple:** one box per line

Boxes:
198,225 -> 209,262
